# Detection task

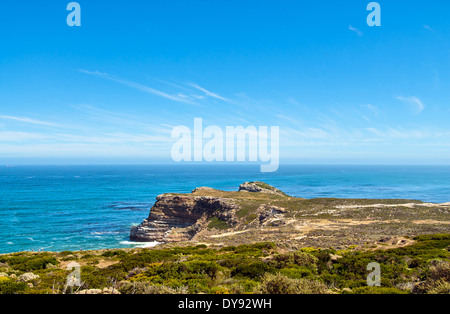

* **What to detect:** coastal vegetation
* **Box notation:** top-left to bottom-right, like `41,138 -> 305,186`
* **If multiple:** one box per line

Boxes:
0,234 -> 448,294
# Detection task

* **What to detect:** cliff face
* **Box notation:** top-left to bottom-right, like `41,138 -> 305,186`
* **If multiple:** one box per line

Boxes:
130,195 -> 198,242
130,193 -> 240,242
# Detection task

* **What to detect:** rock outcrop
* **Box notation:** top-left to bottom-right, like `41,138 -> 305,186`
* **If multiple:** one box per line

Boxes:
239,181 -> 287,196
256,204 -> 287,225
130,193 -> 242,243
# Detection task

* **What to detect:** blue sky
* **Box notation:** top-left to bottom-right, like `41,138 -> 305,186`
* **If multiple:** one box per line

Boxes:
1,0 -> 450,165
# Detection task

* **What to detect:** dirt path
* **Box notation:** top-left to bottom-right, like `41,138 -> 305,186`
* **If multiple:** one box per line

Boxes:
336,202 -> 450,209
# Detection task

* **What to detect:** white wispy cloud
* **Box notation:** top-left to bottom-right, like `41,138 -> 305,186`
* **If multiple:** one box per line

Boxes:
0,128 -> 171,145
73,104 -> 176,135
0,115 -> 63,127
424,24 -> 434,33
188,83 -> 228,101
396,96 -> 425,114
191,95 -> 206,100
55,132 -> 170,144
282,127 -> 329,140
365,127 -> 449,140
79,70 -> 201,106
362,104 -> 380,116
275,114 -> 303,126
349,25 -> 363,36
0,131 -> 49,142
82,70 -> 234,107
0,142 -> 170,158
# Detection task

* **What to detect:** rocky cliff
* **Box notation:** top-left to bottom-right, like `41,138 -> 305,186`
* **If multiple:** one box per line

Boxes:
130,192 -> 241,242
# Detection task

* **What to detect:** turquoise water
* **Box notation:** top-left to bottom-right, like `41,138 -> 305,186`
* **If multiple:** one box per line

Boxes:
1,165 -> 449,254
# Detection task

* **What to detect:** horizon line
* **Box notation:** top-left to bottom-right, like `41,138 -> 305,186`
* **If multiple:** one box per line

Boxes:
3,163 -> 450,167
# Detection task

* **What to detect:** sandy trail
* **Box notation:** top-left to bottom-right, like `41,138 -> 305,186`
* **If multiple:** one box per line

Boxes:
335,202 -> 450,209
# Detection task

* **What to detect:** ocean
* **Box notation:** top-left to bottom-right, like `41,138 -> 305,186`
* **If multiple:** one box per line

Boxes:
1,164 -> 449,254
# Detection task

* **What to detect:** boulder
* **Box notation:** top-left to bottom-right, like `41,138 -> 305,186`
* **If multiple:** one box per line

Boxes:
18,272 -> 39,282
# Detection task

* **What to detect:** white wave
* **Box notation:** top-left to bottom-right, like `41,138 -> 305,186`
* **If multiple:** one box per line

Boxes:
90,231 -> 120,235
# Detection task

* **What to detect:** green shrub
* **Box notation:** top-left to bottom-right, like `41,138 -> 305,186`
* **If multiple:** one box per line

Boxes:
57,251 -> 74,257
207,217 -> 231,230
229,279 -> 259,293
118,249 -> 177,272
101,250 -> 128,258
413,234 -> 450,242
256,273 -> 328,294
0,255 -> 59,271
0,278 -> 27,294
279,267 -> 314,279
80,266 -> 125,289
231,261 -> 274,279
144,260 -> 223,281
183,260 -> 223,279
270,251 -> 318,271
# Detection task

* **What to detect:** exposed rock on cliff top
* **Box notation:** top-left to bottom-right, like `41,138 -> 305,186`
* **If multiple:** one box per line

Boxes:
130,182 -> 450,249
239,181 -> 288,196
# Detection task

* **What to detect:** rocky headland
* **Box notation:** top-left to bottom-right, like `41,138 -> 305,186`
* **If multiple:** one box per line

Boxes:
130,181 -> 450,249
